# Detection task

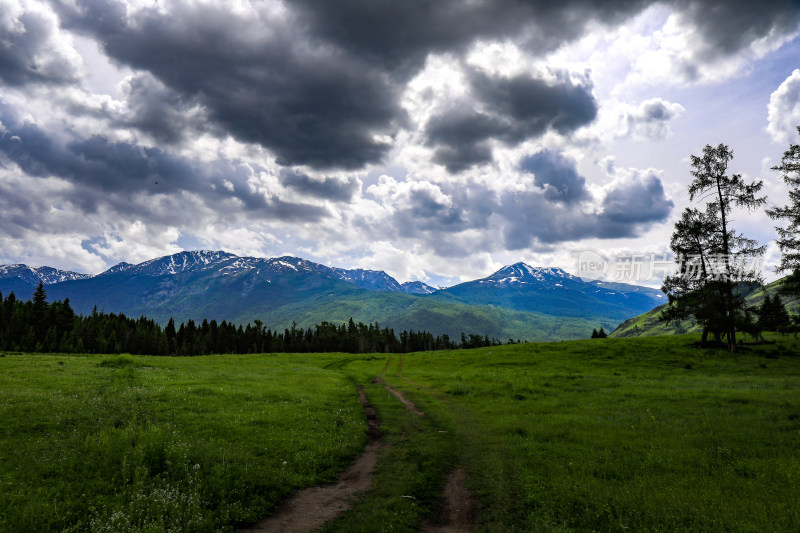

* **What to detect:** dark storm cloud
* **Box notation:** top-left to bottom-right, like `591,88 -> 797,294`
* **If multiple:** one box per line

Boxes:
469,70 -> 598,135
365,178 -> 494,247
0,103 -> 328,223
498,170 -> 673,249
520,151 -> 590,204
45,0 -> 800,173
391,186 -> 468,238
56,0 -> 405,169
600,172 -> 674,225
680,0 -> 800,65
290,0 -> 653,76
0,181 -> 42,238
370,160 -> 671,253
120,74 -> 208,144
426,70 -> 597,172
280,170 -> 359,202
498,163 -> 672,248
424,111 -> 502,173
0,8 -> 79,86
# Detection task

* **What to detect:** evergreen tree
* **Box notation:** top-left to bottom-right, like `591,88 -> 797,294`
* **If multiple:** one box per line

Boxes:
661,207 -> 729,342
31,282 -> 49,339
758,294 -> 791,331
663,144 -> 765,352
165,317 -> 177,354
772,294 -> 791,329
766,126 -> 800,296
758,294 -> 774,331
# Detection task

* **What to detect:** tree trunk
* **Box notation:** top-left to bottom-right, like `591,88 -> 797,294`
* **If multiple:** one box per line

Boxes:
715,177 -> 737,353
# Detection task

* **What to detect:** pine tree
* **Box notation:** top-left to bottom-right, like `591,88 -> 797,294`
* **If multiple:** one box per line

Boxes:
31,281 -> 49,340
661,207 -> 728,343
758,294 -> 774,331
766,126 -> 800,296
663,144 -> 765,352
772,295 -> 791,329
165,317 -> 177,354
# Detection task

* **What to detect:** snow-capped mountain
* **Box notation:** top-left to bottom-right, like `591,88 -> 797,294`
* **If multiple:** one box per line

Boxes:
98,262 -> 135,276
98,250 -> 237,277
1,251 -> 435,297
329,267 -> 403,292
400,281 -> 437,295
0,252 -> 661,340
434,261 -> 664,322
477,262 -> 575,286
0,264 -> 91,285
96,251 -> 433,293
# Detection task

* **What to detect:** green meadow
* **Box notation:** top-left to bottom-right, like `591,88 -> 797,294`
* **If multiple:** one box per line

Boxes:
2,334 -> 799,532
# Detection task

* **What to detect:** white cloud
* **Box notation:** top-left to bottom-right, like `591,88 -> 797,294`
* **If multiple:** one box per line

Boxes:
544,4 -> 798,98
195,225 -> 280,258
620,98 -> 685,141
88,220 -> 182,266
767,69 -> 800,144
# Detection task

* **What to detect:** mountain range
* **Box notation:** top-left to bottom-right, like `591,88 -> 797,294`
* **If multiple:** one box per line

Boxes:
0,250 -> 665,341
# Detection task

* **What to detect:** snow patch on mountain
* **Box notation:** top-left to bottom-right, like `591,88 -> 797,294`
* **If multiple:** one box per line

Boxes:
480,262 -> 575,286
0,264 -> 91,284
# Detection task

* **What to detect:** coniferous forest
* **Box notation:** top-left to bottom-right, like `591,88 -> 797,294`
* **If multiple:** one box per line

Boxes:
0,283 -> 501,355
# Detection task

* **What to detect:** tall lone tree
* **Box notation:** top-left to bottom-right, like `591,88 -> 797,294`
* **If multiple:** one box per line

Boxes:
661,207 -> 728,343
663,144 -> 765,352
766,126 -> 800,296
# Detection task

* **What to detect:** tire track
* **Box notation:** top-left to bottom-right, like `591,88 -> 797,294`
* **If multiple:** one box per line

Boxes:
242,386 -> 383,533
421,469 -> 477,533
372,377 -> 425,416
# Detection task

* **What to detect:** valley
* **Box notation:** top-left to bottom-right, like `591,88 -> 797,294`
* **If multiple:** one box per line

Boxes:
2,334 -> 799,531
0,250 -> 664,342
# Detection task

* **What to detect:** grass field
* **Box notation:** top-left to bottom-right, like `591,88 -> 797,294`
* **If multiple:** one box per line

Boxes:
2,333 -> 799,531
0,353 -> 369,532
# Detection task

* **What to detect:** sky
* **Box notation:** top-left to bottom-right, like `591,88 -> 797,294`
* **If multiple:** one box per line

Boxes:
1,0 -> 800,288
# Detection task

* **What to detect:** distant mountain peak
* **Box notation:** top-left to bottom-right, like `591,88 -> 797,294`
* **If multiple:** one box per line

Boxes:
0,264 -> 90,285
485,262 -> 573,285
99,262 -> 134,276
125,250 -> 238,276
0,250 -> 665,340
400,281 -> 437,295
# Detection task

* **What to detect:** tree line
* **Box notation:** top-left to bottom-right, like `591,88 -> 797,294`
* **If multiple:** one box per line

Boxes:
660,127 -> 800,351
0,283 -> 504,355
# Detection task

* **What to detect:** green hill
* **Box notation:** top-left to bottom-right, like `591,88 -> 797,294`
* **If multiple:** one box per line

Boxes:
611,277 -> 800,337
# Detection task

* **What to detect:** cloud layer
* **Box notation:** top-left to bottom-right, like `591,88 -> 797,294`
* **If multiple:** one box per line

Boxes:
0,0 -> 797,280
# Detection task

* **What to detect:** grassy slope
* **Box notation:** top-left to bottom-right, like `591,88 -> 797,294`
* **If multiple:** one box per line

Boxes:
4,335 -> 800,531
341,334 -> 800,531
45,273 -> 618,342
611,277 -> 800,337
258,291 -> 619,342
430,280 -> 664,323
0,352 -> 369,532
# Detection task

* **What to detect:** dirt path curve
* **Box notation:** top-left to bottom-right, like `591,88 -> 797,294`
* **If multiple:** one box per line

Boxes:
372,377 -> 476,531
242,386 -> 382,533
372,377 -> 425,416
421,469 -> 477,533
389,376 -> 480,532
